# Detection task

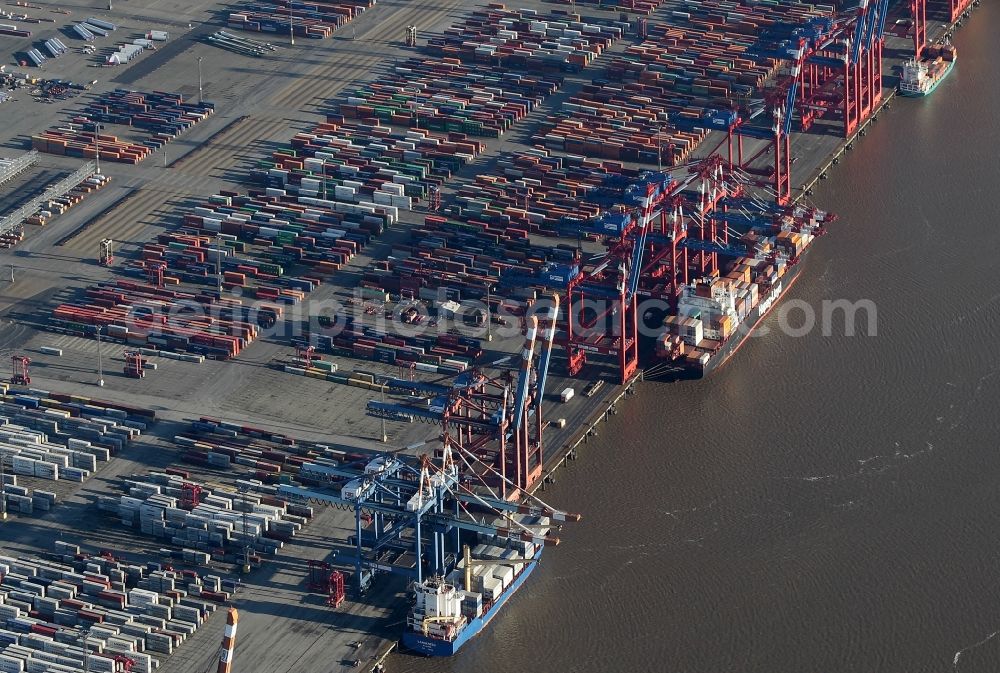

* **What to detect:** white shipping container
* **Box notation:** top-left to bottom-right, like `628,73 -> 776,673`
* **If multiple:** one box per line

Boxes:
559,387 -> 575,403
0,657 -> 24,673
480,576 -> 502,602
334,185 -> 356,200
492,565 -> 513,589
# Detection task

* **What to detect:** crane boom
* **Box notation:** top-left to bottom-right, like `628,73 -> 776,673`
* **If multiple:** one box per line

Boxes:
510,316 -> 538,432
532,295 -> 560,416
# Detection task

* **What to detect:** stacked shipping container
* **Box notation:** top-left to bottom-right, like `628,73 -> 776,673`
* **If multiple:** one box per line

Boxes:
24,173 -> 112,227
545,0 -> 666,13
258,120 -> 487,208
359,149 -> 652,303
425,6 -> 622,71
228,0 -> 375,38
0,385 -> 152,514
310,317 -> 482,372
340,59 -> 561,138
338,6 -> 624,137
534,0 -> 834,165
98,471 -> 313,556
33,90 -> 214,164
0,552 -> 221,672
51,281 -> 262,360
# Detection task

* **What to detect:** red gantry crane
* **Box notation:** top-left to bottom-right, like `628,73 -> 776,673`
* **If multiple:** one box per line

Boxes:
123,351 -> 145,378
367,303 -> 560,497
940,0 -> 975,23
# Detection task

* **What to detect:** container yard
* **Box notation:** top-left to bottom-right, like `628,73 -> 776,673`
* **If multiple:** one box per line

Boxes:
33,90 -> 215,165
227,0 -> 375,39
0,0 -> 984,669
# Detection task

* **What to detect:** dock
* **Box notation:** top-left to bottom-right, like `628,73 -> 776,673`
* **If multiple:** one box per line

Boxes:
0,0 -> 984,670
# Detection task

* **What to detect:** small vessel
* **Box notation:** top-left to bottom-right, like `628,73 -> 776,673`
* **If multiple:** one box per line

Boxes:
402,537 -> 543,656
899,42 -> 956,97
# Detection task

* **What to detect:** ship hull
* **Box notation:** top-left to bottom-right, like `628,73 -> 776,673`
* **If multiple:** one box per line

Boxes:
401,547 -> 543,656
899,58 -> 955,97
674,259 -> 805,380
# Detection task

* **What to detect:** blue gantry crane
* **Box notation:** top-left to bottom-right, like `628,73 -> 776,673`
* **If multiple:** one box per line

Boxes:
270,442 -> 578,595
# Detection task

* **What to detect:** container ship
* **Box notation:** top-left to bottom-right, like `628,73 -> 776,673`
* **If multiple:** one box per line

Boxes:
655,209 -> 832,378
402,517 -> 547,656
899,42 -> 956,96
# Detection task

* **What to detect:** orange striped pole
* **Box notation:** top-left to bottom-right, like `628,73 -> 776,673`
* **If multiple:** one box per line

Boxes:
217,607 -> 238,673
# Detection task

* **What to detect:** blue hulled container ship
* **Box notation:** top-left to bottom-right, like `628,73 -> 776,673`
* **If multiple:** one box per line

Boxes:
403,535 -> 544,656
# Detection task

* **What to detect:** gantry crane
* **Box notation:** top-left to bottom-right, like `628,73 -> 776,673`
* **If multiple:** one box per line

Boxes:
712,4 -> 891,205
939,0 -> 975,23
497,162 -> 753,382
99,238 -> 114,266
10,355 -> 30,385
807,0 -> 889,138
146,261 -> 166,288
510,172 -> 680,384
367,307 -> 559,497
266,438 -> 579,595
308,561 -> 346,607
123,351 -> 145,378
911,0 -> 927,56
112,655 -> 135,672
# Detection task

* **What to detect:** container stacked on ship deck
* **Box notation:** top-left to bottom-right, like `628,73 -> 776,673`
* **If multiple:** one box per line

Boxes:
658,227 -> 818,370
410,513 -> 548,643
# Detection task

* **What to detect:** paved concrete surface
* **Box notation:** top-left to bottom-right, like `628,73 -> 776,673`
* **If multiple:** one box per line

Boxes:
1,0 -> 980,670
0,1 -> 636,671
